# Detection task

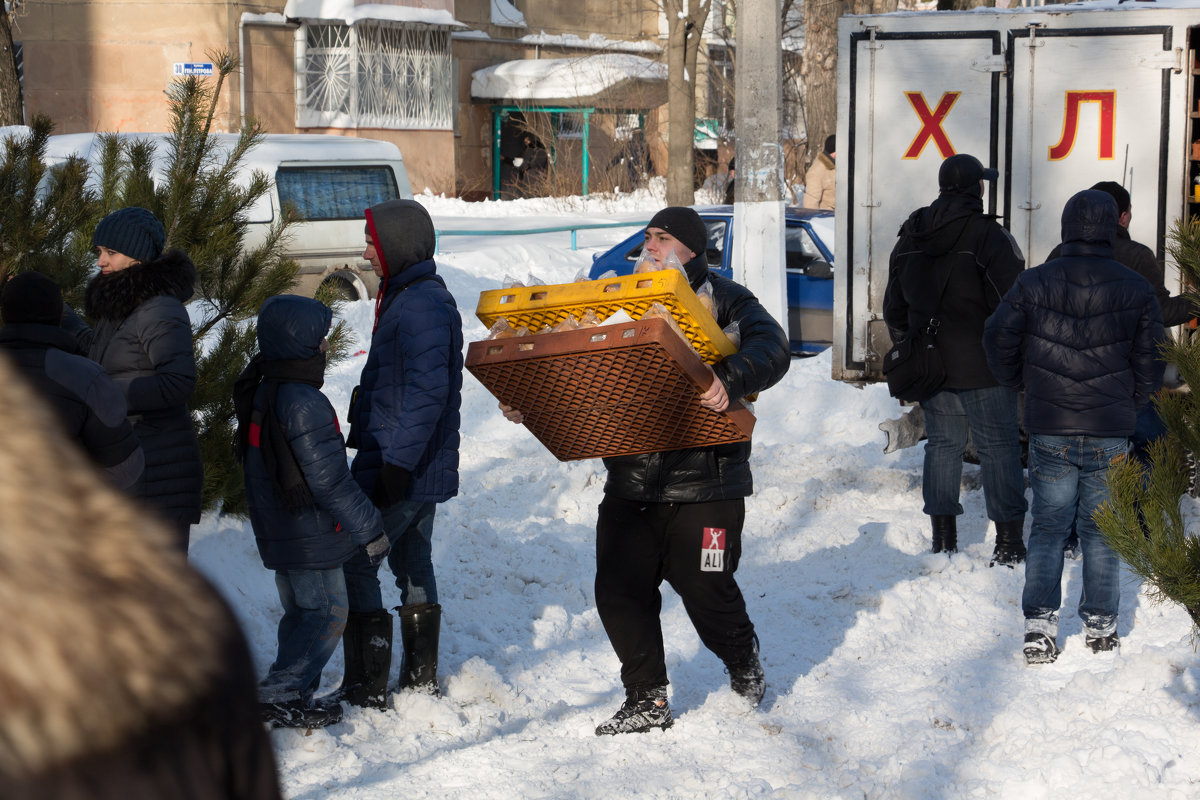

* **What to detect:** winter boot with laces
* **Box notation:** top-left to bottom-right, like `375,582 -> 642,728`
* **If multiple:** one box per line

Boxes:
1022,632 -> 1059,665
726,638 -> 765,706
930,515 -> 957,554
594,685 -> 673,736
990,518 -> 1026,568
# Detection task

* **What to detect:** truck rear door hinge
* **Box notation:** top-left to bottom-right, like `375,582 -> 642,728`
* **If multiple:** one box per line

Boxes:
1137,48 -> 1182,72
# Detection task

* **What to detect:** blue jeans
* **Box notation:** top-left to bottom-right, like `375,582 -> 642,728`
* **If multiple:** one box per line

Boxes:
920,386 -> 1027,522
344,500 -> 438,612
260,568 -> 349,704
1022,434 -> 1128,637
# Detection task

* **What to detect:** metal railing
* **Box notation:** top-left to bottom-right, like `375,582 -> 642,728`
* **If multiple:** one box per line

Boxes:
433,219 -> 650,254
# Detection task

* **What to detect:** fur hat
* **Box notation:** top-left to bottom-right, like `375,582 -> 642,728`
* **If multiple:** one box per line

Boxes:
92,207 -> 166,264
938,154 -> 998,196
2,271 -> 63,326
646,206 -> 708,260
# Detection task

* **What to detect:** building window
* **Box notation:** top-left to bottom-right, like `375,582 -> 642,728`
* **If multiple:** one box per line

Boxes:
298,22 -> 453,130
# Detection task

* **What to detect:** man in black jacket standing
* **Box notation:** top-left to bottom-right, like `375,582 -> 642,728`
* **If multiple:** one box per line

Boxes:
984,190 -> 1165,663
501,207 -> 790,734
883,154 -> 1028,564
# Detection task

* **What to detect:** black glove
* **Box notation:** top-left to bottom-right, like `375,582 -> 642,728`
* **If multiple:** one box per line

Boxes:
363,533 -> 391,568
372,463 -> 412,510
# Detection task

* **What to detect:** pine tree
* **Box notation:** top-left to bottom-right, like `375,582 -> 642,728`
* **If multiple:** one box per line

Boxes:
1095,216 -> 1200,632
0,115 -> 96,293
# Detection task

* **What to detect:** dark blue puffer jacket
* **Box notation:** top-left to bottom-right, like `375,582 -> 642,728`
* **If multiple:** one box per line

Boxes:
983,190 -> 1166,437
350,200 -> 463,503
244,295 -> 382,571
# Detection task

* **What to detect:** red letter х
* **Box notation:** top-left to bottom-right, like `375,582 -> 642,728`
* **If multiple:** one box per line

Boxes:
903,92 -> 961,160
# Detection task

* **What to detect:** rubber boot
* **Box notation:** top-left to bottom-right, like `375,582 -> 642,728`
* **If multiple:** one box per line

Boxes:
397,603 -> 441,695
990,517 -> 1027,568
338,609 -> 393,709
931,515 -> 957,554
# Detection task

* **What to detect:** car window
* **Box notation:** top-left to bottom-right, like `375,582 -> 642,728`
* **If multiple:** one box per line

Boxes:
785,224 -> 827,273
276,166 -> 399,221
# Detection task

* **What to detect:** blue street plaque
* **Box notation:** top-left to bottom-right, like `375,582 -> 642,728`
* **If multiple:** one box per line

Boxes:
173,62 -> 214,76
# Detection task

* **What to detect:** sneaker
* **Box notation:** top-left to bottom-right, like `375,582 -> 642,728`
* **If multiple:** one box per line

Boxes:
1023,632 -> 1059,665
260,699 -> 343,729
1085,634 -> 1120,653
594,687 -> 673,736
727,643 -> 766,706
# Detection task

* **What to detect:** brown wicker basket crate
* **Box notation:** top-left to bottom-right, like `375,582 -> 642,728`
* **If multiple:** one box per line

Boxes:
467,318 -> 755,461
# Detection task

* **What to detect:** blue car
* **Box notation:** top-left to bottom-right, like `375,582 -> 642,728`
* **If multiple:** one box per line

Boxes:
588,205 -> 835,354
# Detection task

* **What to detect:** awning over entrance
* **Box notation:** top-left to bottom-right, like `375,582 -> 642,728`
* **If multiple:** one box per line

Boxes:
471,53 -> 667,108
283,0 -> 468,28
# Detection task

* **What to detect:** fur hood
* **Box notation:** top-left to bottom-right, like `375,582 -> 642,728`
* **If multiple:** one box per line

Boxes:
0,353 -> 231,778
84,248 -> 197,321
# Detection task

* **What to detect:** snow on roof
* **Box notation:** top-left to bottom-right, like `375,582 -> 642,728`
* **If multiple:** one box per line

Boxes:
471,53 -> 667,103
515,32 -> 661,55
283,0 -> 466,27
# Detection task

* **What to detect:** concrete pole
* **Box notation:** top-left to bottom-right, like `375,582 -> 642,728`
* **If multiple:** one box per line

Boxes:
731,0 -> 788,330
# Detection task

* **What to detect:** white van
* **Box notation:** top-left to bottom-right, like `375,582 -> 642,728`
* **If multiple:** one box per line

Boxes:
43,132 -> 413,300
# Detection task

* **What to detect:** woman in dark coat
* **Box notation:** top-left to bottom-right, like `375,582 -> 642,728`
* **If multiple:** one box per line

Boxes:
72,206 -> 204,548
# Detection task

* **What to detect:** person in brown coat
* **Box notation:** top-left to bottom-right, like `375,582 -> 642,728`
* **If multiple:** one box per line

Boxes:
0,353 -> 282,799
803,135 -> 836,210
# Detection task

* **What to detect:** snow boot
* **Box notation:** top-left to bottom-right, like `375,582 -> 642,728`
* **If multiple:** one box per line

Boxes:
337,609 -> 393,709
594,685 -> 673,736
931,515 -> 957,554
260,698 -> 343,730
398,602 -> 441,695
725,638 -> 765,706
1086,633 -> 1120,653
990,518 -> 1026,568
1022,632 -> 1059,665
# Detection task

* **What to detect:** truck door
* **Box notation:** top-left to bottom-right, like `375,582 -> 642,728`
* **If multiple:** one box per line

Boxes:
1007,24 -> 1179,266
836,26 -> 1005,383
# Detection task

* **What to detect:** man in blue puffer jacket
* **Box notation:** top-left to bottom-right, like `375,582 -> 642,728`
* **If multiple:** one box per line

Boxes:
235,295 -> 388,729
984,190 -> 1165,665
342,199 -> 464,705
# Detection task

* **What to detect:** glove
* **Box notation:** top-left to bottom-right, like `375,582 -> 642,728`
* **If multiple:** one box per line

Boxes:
371,463 -> 411,510
363,533 -> 391,568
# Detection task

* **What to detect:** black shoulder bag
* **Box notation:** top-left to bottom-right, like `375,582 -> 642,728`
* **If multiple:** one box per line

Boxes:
882,269 -> 951,403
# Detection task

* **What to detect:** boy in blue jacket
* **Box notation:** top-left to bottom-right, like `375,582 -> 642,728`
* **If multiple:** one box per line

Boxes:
235,295 -> 389,728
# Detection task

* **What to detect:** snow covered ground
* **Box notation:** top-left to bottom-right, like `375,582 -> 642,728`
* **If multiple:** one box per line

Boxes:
190,190 -> 1200,799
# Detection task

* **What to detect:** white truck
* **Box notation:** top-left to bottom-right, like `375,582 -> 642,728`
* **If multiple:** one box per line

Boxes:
44,132 -> 413,300
833,0 -> 1200,388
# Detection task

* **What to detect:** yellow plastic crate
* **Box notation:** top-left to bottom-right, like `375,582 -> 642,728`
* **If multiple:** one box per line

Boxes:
474,269 -> 736,364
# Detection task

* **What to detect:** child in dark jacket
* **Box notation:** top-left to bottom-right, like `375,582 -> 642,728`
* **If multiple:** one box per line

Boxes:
235,295 -> 389,729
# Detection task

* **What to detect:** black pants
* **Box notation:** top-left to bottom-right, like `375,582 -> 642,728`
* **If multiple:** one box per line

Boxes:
595,495 -> 756,691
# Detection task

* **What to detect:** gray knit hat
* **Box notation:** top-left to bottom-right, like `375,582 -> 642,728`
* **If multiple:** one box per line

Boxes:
92,207 -> 166,264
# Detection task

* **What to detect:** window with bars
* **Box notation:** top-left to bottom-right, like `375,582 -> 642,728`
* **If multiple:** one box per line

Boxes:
298,22 -> 453,130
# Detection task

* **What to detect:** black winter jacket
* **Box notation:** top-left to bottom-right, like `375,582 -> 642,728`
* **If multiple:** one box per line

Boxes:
601,253 -> 790,503
984,237 -> 1165,438
0,322 -> 143,488
883,193 -> 1025,389
70,250 -> 203,524
243,296 -> 382,571
1048,227 -> 1195,327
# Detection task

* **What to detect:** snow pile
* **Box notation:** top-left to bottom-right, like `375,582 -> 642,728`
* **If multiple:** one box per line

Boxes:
191,194 -> 1200,798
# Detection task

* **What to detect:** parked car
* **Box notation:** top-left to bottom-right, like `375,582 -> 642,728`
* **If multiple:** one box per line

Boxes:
588,205 -> 835,354
43,132 -> 412,301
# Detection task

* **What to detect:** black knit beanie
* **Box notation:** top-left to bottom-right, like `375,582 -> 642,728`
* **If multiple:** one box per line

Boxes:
2,271 -> 63,325
92,206 -> 166,264
646,206 -> 708,260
